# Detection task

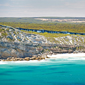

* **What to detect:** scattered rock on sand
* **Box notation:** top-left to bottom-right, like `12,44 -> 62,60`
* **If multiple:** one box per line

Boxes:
24,57 -> 30,61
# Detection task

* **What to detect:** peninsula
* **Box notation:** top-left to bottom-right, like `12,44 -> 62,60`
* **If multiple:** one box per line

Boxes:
0,17 -> 85,61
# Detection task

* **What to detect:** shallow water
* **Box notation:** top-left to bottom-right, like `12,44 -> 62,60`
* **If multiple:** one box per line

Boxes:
0,58 -> 85,85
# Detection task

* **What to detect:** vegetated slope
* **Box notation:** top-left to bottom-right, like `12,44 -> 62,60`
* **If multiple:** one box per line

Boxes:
0,22 -> 85,33
0,26 -> 49,44
0,24 -> 85,46
21,30 -> 85,46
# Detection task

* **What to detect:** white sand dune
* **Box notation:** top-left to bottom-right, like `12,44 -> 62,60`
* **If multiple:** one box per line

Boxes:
47,53 -> 85,59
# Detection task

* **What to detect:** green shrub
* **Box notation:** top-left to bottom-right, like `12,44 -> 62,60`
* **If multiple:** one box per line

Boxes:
1,32 -> 7,37
6,28 -> 9,31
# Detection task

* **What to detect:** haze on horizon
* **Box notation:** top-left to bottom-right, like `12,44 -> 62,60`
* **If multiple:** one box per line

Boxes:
0,0 -> 85,17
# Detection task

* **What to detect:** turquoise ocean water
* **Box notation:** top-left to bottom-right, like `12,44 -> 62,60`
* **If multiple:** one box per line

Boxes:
0,57 -> 85,85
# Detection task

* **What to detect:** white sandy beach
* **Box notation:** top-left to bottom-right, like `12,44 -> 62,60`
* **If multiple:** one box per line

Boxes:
47,53 -> 85,59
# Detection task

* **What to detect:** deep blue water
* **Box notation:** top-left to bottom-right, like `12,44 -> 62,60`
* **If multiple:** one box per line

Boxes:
0,58 -> 85,85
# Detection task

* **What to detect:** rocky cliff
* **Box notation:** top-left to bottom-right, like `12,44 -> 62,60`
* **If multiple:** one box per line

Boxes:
0,25 -> 50,59
0,25 -> 85,59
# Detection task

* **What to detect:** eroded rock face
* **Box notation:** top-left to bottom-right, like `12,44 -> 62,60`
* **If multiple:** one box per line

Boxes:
0,43 -> 38,59
0,41 -> 81,59
0,25 -> 51,59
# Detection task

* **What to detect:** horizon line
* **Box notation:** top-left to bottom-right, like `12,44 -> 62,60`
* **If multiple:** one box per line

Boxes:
0,16 -> 85,18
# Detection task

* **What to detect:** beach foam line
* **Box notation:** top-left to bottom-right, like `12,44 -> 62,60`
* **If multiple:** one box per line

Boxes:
0,59 -> 50,65
0,61 -> 7,64
47,53 -> 85,59
14,60 -> 48,63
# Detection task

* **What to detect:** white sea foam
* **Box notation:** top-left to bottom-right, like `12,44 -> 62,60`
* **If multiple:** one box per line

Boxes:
0,59 -> 50,65
47,53 -> 85,59
14,60 -> 48,63
0,61 -> 7,64
67,57 -> 85,60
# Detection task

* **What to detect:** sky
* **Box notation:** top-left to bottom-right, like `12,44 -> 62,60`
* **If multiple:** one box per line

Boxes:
0,0 -> 85,17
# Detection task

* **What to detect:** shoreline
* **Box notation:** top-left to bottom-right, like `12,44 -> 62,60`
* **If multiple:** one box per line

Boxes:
0,53 -> 85,62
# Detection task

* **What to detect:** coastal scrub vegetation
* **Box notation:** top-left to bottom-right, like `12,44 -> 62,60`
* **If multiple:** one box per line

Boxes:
0,28 -> 8,37
21,30 -> 85,44
21,30 -> 72,37
0,22 -> 85,33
